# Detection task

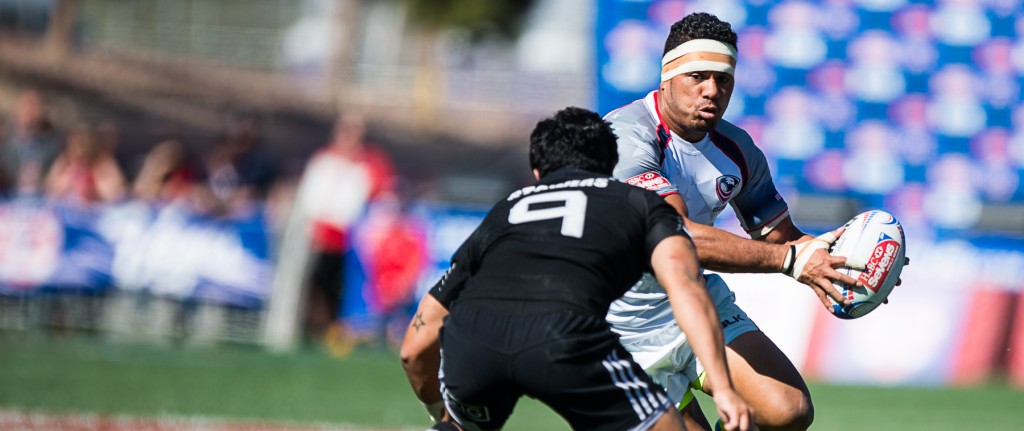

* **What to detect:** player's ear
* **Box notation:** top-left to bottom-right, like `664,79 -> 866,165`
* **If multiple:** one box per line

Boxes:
532,168 -> 541,180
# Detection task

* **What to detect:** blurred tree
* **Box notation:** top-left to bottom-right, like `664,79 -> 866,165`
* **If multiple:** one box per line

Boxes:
392,0 -> 539,128
45,0 -> 77,58
400,0 -> 538,41
330,0 -> 363,109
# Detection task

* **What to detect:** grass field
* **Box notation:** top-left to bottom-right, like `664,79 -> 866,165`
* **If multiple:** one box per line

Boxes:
2,333 -> 1023,431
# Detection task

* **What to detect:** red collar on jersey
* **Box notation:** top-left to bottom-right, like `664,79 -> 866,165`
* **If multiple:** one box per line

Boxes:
652,92 -> 671,164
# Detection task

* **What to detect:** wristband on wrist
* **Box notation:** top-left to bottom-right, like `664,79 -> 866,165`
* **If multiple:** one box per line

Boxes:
782,245 -> 797,275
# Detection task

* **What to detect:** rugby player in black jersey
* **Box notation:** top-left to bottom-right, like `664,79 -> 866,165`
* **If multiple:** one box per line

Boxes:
400,107 -> 752,431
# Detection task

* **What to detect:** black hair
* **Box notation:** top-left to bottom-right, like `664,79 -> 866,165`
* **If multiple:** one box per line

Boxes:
529,107 -> 618,178
662,12 -> 738,56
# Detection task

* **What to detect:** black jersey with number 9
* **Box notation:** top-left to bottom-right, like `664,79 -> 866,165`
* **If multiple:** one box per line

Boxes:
429,168 -> 689,317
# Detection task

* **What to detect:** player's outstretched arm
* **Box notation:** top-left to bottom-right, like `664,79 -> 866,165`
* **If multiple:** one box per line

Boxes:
662,194 -> 789,273
399,293 -> 448,422
651,235 -> 753,431
663,194 -> 857,308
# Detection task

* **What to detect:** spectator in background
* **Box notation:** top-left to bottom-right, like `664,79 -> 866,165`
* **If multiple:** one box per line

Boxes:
295,111 -> 395,346
96,120 -> 130,177
132,138 -> 199,206
358,185 -> 427,351
44,122 -> 126,205
197,109 -> 276,217
0,88 -> 60,197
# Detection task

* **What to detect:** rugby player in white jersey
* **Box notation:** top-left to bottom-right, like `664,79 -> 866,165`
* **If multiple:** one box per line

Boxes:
604,12 -> 870,431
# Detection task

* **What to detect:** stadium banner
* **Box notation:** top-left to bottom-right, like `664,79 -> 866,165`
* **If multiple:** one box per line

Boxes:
950,288 -> 1017,386
0,198 -> 112,294
0,199 -> 273,308
595,1 -> 1024,223
595,0 -> 669,116
1010,293 -> 1024,388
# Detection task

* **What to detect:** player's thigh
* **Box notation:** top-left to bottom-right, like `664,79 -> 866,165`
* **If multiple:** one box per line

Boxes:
528,332 -> 672,431
440,317 -> 521,430
706,331 -> 812,426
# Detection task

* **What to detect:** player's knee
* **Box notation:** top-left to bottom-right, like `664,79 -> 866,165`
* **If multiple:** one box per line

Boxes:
765,391 -> 813,431
787,395 -> 814,431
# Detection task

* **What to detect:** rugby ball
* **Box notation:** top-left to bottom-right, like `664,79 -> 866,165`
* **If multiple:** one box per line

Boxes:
827,210 -> 907,319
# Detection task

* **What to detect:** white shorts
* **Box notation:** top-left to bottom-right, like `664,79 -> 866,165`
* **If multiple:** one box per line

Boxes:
616,274 -> 759,406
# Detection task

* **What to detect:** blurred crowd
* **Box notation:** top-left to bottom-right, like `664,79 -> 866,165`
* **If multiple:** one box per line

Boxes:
0,87 -> 273,214
0,87 -> 427,351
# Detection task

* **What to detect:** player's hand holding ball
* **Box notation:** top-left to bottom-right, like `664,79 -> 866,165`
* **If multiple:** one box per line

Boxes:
826,210 -> 908,319
783,227 -> 862,310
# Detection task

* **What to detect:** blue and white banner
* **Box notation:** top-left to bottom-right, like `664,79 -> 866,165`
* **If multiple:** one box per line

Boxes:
595,0 -> 669,116
0,199 -> 273,308
0,199 -> 112,293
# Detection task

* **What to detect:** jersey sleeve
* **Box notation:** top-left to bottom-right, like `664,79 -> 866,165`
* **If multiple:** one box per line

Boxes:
730,144 -> 789,238
427,229 -> 478,308
610,123 -> 679,197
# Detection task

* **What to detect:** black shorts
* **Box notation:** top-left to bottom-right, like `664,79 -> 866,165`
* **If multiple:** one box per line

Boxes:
439,306 -> 671,431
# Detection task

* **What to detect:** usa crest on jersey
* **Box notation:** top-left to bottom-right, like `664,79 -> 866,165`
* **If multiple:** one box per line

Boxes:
716,175 -> 740,201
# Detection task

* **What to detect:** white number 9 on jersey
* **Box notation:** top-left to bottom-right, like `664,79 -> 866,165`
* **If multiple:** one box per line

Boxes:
508,191 -> 588,238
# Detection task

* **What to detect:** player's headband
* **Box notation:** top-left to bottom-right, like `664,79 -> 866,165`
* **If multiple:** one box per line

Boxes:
660,39 -> 737,82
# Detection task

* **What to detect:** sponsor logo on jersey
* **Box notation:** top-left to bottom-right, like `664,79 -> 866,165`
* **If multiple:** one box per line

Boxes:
715,175 -> 741,201
858,233 -> 901,292
624,171 -> 669,191
507,178 -> 609,201
721,313 -> 746,328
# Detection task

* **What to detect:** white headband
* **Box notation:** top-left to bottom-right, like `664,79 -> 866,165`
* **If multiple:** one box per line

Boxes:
660,39 -> 737,82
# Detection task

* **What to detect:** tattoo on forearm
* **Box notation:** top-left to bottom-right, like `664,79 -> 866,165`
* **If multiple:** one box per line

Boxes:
412,312 -> 426,332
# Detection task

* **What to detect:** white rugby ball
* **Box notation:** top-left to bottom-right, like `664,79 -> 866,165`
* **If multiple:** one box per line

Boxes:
828,210 -> 907,319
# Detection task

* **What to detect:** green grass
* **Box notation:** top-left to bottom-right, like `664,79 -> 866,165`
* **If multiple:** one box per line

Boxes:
1,333 -> 1023,430
691,382 -> 1024,431
0,333 -> 567,429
